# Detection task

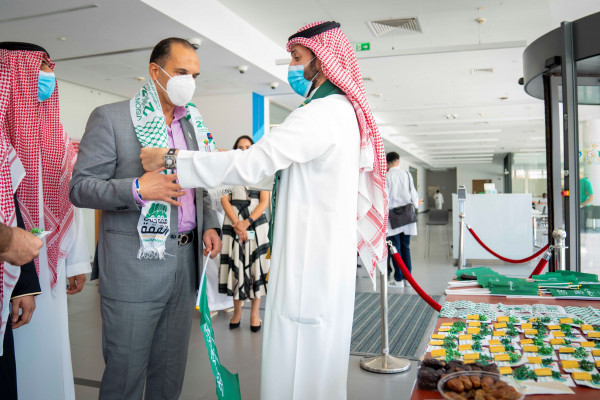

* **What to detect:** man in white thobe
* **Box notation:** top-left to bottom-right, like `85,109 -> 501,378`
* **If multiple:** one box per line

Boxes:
433,190 -> 444,210
0,42 -> 90,400
140,21 -> 389,400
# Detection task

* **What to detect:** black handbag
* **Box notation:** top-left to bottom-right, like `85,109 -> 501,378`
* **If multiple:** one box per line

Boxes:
389,171 -> 417,229
389,203 -> 417,228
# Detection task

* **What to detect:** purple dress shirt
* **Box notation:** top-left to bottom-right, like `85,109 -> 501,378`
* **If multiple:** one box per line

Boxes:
133,106 -> 196,233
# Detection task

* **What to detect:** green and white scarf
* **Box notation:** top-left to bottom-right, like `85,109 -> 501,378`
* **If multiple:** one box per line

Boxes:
130,80 -> 218,259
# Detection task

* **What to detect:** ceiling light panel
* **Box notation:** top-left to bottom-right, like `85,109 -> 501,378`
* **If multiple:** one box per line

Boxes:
470,67 -> 494,75
401,129 -> 501,136
435,157 -> 493,161
428,148 -> 497,154
431,154 -> 493,159
434,160 -> 493,164
411,138 -> 499,144
425,144 -> 498,149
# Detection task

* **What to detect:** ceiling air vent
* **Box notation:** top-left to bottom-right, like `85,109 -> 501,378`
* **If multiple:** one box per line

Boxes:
367,18 -> 423,37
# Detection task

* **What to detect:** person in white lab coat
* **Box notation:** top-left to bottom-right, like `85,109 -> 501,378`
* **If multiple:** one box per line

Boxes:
386,152 -> 422,287
140,21 -> 388,400
433,190 -> 444,210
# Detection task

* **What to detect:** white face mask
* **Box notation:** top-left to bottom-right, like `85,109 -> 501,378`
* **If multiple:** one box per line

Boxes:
154,64 -> 196,106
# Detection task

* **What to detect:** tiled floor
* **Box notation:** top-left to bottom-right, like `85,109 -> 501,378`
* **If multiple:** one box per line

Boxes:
68,212 -> 538,399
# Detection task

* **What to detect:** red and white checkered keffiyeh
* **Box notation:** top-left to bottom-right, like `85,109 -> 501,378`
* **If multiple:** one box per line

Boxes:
287,21 -> 388,283
0,48 -> 76,291
0,58 -> 19,342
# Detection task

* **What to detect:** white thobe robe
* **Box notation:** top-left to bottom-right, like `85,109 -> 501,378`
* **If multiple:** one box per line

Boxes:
178,94 -> 360,400
434,193 -> 444,210
13,164 -> 91,400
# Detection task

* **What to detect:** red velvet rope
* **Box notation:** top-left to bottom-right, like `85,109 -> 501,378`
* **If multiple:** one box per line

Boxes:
528,257 -> 550,279
391,252 -> 442,312
467,226 -> 549,264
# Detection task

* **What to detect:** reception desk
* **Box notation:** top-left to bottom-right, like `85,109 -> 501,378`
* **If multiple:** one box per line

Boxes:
452,194 -> 533,260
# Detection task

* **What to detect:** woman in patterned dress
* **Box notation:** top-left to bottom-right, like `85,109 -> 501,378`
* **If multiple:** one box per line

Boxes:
220,135 -> 270,331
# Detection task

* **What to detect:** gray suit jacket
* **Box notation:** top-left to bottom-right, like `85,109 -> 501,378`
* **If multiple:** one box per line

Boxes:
69,100 -> 220,302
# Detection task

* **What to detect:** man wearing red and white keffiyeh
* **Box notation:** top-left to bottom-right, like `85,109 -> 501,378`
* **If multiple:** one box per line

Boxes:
286,21 -> 388,284
140,20 -> 388,400
0,42 -> 91,400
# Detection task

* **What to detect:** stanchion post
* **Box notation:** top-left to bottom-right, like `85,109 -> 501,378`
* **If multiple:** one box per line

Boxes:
457,185 -> 467,269
458,213 -> 466,270
360,243 -> 411,374
552,228 -> 567,271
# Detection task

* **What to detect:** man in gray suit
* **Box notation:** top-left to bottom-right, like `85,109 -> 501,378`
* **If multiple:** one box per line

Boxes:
69,38 -> 222,400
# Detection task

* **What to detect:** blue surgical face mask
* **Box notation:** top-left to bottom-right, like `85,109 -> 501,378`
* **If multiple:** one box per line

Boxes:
287,57 -> 319,97
38,71 -> 56,102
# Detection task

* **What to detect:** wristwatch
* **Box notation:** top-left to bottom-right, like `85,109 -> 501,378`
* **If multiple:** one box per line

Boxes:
164,148 -> 177,170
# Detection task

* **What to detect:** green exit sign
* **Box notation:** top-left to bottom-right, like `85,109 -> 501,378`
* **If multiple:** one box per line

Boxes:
356,42 -> 370,51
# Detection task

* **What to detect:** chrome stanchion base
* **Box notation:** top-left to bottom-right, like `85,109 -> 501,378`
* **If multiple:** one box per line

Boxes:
360,244 -> 411,374
360,354 -> 411,374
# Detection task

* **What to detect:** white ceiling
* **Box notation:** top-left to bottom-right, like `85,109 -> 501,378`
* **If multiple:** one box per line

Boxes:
0,0 -> 291,98
218,0 -> 600,167
1,0 -> 599,168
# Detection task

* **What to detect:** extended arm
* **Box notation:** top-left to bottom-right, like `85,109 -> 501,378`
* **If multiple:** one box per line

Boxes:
0,224 -> 43,266
70,107 -> 184,209
141,104 -> 337,189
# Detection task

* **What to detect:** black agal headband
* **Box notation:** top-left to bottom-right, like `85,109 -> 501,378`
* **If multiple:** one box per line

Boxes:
0,42 -> 50,58
288,21 -> 341,41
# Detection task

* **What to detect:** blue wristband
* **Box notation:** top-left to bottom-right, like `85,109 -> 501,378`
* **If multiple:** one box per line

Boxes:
135,178 -> 143,200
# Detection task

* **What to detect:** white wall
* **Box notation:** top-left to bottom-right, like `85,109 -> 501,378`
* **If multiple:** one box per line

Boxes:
59,80 -> 127,260
452,194 -> 533,259
193,93 -> 253,150
59,80 -> 127,140
456,158 -> 505,194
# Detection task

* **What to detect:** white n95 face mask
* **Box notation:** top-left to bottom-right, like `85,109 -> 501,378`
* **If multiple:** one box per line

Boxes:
155,64 -> 196,106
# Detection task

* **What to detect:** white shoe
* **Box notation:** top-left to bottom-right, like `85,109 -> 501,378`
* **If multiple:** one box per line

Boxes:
388,280 -> 400,287
404,280 -> 410,287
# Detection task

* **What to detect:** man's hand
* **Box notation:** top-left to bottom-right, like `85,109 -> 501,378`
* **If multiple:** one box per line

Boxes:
138,168 -> 185,207
202,228 -> 222,259
11,295 -> 35,329
233,219 -> 250,242
67,274 -> 87,295
140,148 -> 171,172
419,198 -> 424,206
0,227 -> 43,266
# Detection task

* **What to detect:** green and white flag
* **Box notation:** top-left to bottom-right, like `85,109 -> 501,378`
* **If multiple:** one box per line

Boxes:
196,256 -> 241,399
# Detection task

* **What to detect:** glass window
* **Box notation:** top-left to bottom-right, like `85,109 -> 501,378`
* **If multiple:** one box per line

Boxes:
576,56 -> 600,275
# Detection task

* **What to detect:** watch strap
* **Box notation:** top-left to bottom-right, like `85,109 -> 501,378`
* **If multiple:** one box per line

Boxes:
164,148 -> 177,170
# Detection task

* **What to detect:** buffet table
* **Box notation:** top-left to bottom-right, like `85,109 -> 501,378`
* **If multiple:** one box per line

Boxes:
410,292 -> 599,400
